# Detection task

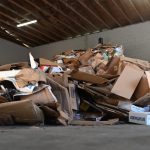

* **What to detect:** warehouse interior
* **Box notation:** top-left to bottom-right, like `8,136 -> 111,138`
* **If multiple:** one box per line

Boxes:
1,0 -> 150,63
1,0 -> 150,149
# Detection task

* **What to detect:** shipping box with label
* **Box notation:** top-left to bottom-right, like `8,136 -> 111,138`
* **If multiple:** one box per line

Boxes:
129,112 -> 150,125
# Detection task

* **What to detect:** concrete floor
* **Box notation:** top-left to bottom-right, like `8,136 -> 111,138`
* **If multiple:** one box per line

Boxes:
0,125 -> 150,150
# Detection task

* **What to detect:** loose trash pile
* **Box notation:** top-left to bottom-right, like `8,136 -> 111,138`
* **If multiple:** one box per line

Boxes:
0,42 -> 150,126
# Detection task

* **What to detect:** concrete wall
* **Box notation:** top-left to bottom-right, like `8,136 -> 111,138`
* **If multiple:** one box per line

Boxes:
0,38 -> 29,65
29,21 -> 150,61
30,36 -> 87,59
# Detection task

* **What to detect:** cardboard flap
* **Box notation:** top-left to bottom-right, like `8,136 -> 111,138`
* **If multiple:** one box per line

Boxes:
39,58 -> 59,66
121,56 -> 150,70
70,71 -> 108,85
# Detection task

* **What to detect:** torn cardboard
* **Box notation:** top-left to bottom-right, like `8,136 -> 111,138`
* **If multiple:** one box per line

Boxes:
18,85 -> 57,105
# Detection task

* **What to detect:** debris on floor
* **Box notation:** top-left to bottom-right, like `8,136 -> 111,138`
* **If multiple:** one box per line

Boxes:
0,42 -> 150,126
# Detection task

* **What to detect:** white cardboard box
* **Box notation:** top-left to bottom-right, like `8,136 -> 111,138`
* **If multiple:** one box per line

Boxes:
129,112 -> 150,125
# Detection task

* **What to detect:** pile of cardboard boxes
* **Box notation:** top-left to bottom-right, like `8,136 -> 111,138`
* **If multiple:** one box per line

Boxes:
0,43 -> 150,126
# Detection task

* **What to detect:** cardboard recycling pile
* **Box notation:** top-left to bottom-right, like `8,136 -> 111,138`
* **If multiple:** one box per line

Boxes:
0,62 -> 70,125
0,43 -> 150,126
49,43 -> 150,126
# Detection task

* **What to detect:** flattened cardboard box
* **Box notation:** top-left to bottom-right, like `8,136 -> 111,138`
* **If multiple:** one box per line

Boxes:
111,65 -> 144,99
46,77 -> 73,122
68,83 -> 78,110
121,56 -> 150,70
70,71 -> 108,85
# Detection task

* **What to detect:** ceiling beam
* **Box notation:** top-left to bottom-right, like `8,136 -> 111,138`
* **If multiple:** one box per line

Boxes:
0,11 -> 50,43
0,29 -> 28,47
128,0 -> 144,22
8,0 -> 68,39
25,0 -> 81,35
76,0 -> 111,29
0,3 -> 58,42
94,0 -> 121,27
112,0 -> 132,24
0,8 -> 56,43
0,26 -> 34,47
42,0 -> 89,33
0,12 -> 51,42
0,18 -> 46,45
22,1 -> 77,36
0,22 -> 40,46
59,0 -> 98,30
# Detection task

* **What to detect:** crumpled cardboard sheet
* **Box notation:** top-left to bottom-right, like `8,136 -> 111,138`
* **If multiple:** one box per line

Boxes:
15,68 -> 46,88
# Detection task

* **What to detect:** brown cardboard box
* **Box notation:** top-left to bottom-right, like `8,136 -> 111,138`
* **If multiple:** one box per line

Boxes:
70,71 -> 108,85
133,74 -> 150,100
111,65 -> 144,99
0,100 -> 44,125
19,85 -> 57,105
